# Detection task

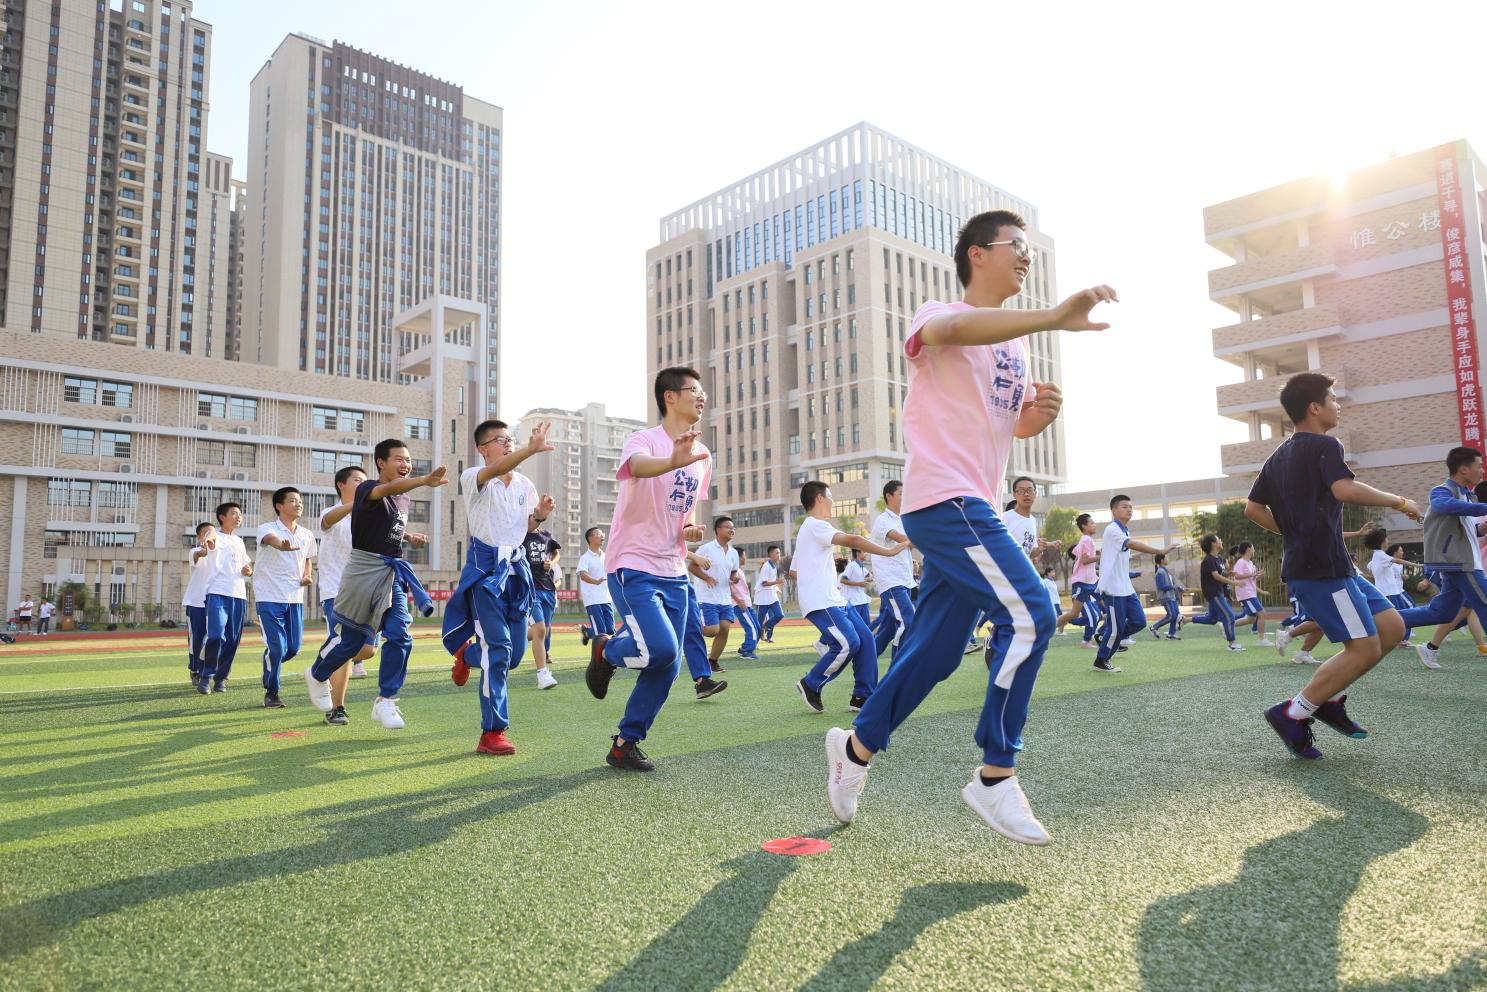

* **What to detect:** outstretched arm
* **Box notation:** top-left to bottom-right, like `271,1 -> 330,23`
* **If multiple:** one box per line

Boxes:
916,286 -> 1118,348
370,467 -> 449,501
833,533 -> 909,557
1331,478 -> 1420,520
478,421 -> 555,487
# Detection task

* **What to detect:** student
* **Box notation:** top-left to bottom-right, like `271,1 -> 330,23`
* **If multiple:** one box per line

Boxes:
36,597 -> 54,636
840,548 -> 874,630
1245,373 -> 1420,759
198,502 -> 254,694
1230,542 -> 1273,646
682,549 -> 729,696
869,481 -> 917,662
824,210 -> 1114,844
444,419 -> 553,753
1092,495 -> 1182,673
182,522 -> 214,686
1362,528 -> 1415,642
731,550 -> 761,660
1039,567 -> 1063,632
254,487 -> 318,709
794,482 -> 908,714
753,545 -> 786,643
1149,553 -> 1182,639
523,513 -> 563,690
577,527 -> 615,646
584,367 -> 714,771
15,594 -> 33,634
305,439 -> 444,729
318,467 -> 377,708
690,516 -> 740,672
1398,446 -> 1487,669
1057,513 -> 1102,648
1187,534 -> 1244,650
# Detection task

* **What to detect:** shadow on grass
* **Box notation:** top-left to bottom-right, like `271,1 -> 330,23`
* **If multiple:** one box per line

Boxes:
1138,768 -> 1430,991
0,767 -> 607,961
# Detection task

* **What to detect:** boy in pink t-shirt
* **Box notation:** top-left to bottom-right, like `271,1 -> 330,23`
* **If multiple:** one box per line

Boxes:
823,209 -> 1117,847
584,367 -> 712,772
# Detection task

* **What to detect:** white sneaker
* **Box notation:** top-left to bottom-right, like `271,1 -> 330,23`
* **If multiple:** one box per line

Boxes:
1274,628 -> 1293,657
371,696 -> 406,729
1414,643 -> 1441,670
1120,638 -> 1134,647
304,669 -> 333,712
963,639 -> 982,654
825,727 -> 869,824
960,773 -> 1052,846
1226,643 -> 1246,652
1256,637 -> 1275,647
536,667 -> 558,690
1291,651 -> 1317,665
351,662 -> 368,679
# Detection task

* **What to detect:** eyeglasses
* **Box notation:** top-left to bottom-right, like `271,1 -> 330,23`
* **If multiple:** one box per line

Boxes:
1013,487 -> 1036,496
983,239 -> 1035,262
671,385 -> 707,401
479,434 -> 515,447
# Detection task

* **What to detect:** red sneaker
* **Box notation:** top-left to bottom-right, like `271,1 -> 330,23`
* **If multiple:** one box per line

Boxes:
476,729 -> 516,755
451,642 -> 471,687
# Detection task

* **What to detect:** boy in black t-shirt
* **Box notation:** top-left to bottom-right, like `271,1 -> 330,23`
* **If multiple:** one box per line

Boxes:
1245,373 -> 1420,759
306,438 -> 448,729
1186,534 -> 1243,649
522,496 -> 561,689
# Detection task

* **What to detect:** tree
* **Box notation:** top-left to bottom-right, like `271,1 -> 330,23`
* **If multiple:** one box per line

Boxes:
834,513 -> 868,537
1188,500 -> 1377,604
1041,506 -> 1079,589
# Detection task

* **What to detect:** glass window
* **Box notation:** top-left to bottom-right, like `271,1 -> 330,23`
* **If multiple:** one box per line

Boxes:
64,376 -> 97,404
229,396 -> 258,421
61,428 -> 95,454
229,443 -> 255,468
313,405 -> 338,430
47,479 -> 91,506
339,409 -> 365,433
198,392 -> 227,418
100,431 -> 132,458
98,481 -> 137,508
404,417 -> 432,440
312,450 -> 336,474
197,440 -> 225,465
101,380 -> 133,408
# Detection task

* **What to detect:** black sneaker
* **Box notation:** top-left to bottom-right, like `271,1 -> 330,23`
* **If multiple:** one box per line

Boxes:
325,705 -> 350,726
984,644 -> 994,670
797,678 -> 824,714
710,659 -> 727,674
695,676 -> 728,699
263,692 -> 285,709
847,695 -> 866,712
606,735 -> 655,771
189,672 -> 200,688
1314,694 -> 1368,739
195,678 -> 211,695
585,634 -> 615,700
212,680 -> 227,693
580,626 -> 591,648
1116,645 -> 1129,652
1093,660 -> 1122,673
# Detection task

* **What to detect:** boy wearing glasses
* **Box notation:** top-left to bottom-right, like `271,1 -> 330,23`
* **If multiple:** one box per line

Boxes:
824,210 -> 1117,846
443,419 -> 554,755
584,367 -> 713,771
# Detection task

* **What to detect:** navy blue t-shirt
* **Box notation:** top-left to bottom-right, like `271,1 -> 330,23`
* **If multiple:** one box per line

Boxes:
1247,432 -> 1355,581
351,479 -> 408,559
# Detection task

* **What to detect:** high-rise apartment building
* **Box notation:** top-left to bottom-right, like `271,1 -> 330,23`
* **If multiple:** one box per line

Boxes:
1204,140 -> 1487,540
0,0 -> 218,351
647,122 -> 1063,557
514,403 -> 646,581
199,151 -> 236,358
244,34 -> 502,408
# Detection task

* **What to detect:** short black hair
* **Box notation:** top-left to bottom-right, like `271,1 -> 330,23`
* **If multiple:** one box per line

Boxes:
713,515 -> 733,531
801,480 -> 830,511
1363,527 -> 1387,551
1004,500 -> 1017,512
1446,445 -> 1482,475
271,486 -> 300,511
1110,493 -> 1131,510
1011,476 -> 1035,493
1232,540 -> 1253,557
1387,543 -> 1404,558
195,521 -> 214,537
334,464 -> 366,490
1154,553 -> 1167,566
584,526 -> 602,543
882,479 -> 902,500
1476,481 -> 1487,503
834,557 -> 848,574
954,210 -> 1027,288
1279,372 -> 1335,424
767,544 -> 782,554
737,550 -> 747,563
654,366 -> 702,417
1200,534 -> 1220,554
214,501 -> 241,524
1075,512 -> 1092,529
374,438 -> 408,467
474,419 -> 507,446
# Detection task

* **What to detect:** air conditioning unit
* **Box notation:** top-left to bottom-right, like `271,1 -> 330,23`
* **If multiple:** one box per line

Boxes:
231,472 -> 247,481
234,426 -> 250,434
197,422 -> 209,431
342,437 -> 358,446
120,414 -> 135,423
194,470 -> 208,478
118,464 -> 134,474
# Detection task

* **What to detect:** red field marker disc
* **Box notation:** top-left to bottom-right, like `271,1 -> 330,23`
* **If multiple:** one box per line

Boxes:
761,836 -> 831,856
269,731 -> 307,738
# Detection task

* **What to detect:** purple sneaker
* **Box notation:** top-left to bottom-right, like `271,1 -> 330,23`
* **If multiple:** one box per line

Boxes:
1313,694 -> 1368,739
1264,701 -> 1323,759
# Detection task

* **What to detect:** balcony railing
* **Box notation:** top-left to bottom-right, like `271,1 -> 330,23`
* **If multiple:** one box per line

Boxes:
1208,244 -> 1335,297
1211,303 -> 1343,356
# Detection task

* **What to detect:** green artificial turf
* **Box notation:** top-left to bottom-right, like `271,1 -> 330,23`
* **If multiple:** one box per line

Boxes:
1,625 -> 1484,991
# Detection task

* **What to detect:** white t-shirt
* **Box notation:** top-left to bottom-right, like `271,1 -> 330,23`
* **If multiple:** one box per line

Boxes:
318,507 -> 352,601
1097,521 -> 1134,597
795,516 -> 846,614
1042,577 -> 1061,615
254,519 -> 318,605
1368,550 -> 1405,596
692,539 -> 739,606
462,466 -> 537,550
182,547 -> 212,608
38,601 -> 55,619
1002,508 -> 1039,557
841,559 -> 872,606
577,548 -> 612,606
17,599 -> 33,617
204,531 -> 251,599
754,560 -> 781,605
869,509 -> 915,590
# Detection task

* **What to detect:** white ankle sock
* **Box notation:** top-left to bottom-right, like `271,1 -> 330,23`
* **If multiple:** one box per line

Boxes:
1286,692 -> 1318,721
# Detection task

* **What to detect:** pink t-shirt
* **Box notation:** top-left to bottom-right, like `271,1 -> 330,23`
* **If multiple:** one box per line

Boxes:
1233,558 -> 1258,600
1071,534 -> 1098,585
606,424 -> 712,578
730,573 -> 751,607
901,301 -> 1030,514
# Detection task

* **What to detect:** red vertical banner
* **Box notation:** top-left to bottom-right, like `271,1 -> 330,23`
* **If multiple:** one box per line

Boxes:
1435,144 -> 1481,446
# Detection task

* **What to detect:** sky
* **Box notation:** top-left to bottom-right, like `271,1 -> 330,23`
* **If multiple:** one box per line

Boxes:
195,0 -> 1487,492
